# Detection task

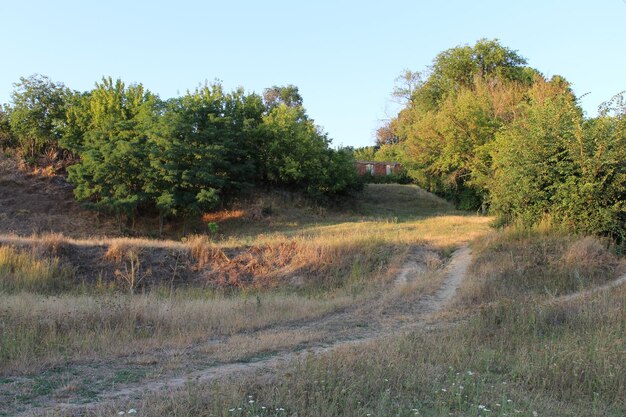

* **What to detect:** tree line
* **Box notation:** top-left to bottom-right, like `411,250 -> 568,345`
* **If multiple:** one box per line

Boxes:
0,76 -> 362,229
359,39 -> 626,240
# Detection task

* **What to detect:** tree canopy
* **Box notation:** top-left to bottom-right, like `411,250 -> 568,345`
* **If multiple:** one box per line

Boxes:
0,75 -> 362,228
365,38 -> 626,238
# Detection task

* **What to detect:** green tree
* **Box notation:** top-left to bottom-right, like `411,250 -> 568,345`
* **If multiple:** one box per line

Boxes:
263,85 -> 303,109
559,94 -> 626,239
489,77 -> 582,225
0,105 -> 15,149
65,77 -> 157,226
9,74 -> 70,159
386,39 -> 538,209
353,146 -> 378,161
258,103 -> 327,187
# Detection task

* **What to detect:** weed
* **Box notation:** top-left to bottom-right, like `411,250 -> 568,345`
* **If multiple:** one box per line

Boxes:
0,245 -> 73,293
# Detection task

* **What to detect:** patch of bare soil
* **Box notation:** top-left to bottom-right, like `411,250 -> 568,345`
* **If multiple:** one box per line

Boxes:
4,245 -> 472,416
0,157 -> 118,237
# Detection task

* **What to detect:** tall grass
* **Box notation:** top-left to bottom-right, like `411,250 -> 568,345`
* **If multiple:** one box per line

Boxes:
80,285 -> 625,417
71,229 -> 626,417
456,228 -> 624,306
0,245 -> 74,293
0,291 -> 353,374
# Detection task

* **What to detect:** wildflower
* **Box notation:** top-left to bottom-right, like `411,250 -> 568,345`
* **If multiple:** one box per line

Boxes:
229,409 -> 235,412
467,371 -> 474,376
118,413 -> 125,416
533,412 -> 538,417
127,410 -> 137,415
249,400 -> 255,404
441,388 -> 447,392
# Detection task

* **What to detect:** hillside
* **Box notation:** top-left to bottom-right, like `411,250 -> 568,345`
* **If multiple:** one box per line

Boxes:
0,157 -> 118,237
0,158 -> 624,417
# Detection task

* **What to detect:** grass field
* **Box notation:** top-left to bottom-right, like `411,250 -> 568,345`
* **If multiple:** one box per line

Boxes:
0,182 -> 624,416
75,229 -> 624,417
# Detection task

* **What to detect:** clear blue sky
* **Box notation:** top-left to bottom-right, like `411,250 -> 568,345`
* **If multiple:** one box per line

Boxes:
1,0 -> 625,148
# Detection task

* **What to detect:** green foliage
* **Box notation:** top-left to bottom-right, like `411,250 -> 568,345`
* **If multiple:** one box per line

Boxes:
352,146 -> 377,161
490,83 -> 626,239
147,84 -> 263,218
8,74 -> 70,159
376,38 -> 625,236
416,38 -> 531,109
259,104 -> 327,185
65,78 -> 157,219
490,78 -> 581,225
263,85 -> 303,108
25,76 -> 360,224
381,39 -> 533,210
0,105 -> 15,149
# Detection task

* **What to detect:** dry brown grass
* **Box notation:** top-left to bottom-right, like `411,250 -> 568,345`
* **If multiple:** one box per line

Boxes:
0,291 -> 354,375
103,240 -> 133,262
63,233 -> 625,417
202,209 -> 247,223
30,232 -> 67,257
455,228 -> 625,307
0,245 -> 74,293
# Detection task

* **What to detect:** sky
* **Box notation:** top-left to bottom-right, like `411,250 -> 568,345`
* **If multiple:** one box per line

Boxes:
1,0 -> 625,148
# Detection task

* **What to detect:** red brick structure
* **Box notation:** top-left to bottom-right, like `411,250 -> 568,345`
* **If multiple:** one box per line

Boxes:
355,161 -> 402,176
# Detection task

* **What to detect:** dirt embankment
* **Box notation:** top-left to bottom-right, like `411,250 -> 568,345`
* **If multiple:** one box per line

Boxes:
0,157 -> 119,237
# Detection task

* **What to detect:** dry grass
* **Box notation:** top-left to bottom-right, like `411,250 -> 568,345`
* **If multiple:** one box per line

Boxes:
66,230 -> 625,417
70,285 -> 624,417
0,291 -> 353,375
455,228 -> 625,307
0,245 -> 74,293
202,209 -> 247,223
30,232 -> 67,257
0,183 -> 499,415
103,240 -> 133,262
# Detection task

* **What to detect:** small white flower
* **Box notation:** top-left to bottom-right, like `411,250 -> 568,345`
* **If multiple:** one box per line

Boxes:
533,412 -> 538,417
249,400 -> 255,404
467,371 -> 474,376
118,413 -> 125,416
441,388 -> 447,392
127,410 -> 137,415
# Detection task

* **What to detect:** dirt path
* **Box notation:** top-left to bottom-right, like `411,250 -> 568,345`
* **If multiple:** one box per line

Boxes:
556,271 -> 626,302
6,245 -> 471,416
